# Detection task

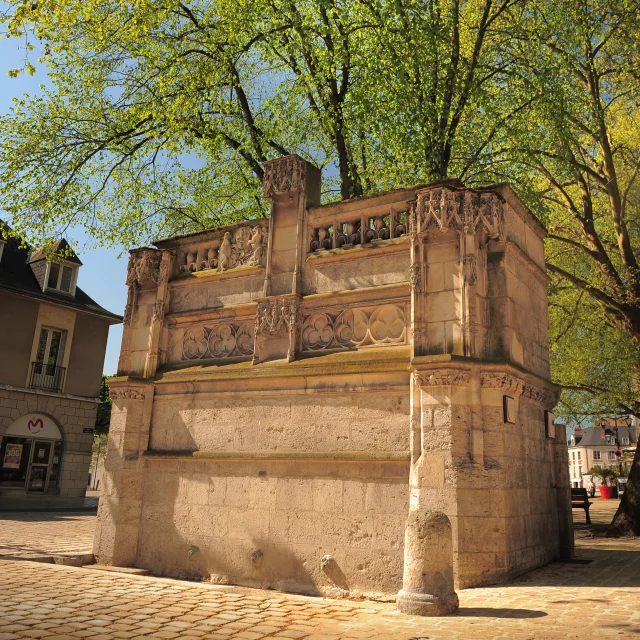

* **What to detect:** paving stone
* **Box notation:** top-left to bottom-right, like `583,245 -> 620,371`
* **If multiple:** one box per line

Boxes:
1,502 -> 639,639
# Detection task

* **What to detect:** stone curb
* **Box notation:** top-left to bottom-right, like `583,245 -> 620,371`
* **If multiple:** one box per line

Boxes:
0,552 -> 94,566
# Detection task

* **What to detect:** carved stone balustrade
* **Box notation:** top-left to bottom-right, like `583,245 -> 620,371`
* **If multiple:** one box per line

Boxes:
175,220 -> 268,277
309,211 -> 407,253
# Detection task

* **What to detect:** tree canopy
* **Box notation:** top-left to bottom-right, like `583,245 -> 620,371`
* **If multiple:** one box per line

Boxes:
2,0 -> 640,531
0,0 -> 531,245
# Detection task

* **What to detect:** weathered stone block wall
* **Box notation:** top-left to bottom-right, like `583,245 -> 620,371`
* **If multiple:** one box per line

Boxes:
487,205 -> 550,379
451,391 -> 561,587
136,457 -> 409,598
411,373 -> 565,590
149,391 -> 409,454
422,229 -> 463,355
170,274 -> 265,314
0,387 -> 95,496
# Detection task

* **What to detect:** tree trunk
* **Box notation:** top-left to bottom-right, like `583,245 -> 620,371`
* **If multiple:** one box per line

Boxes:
335,128 -> 363,200
608,438 -> 640,536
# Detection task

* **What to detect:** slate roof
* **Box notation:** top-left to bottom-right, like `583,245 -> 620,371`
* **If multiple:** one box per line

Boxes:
0,227 -> 122,323
571,426 -> 638,447
28,238 -> 83,265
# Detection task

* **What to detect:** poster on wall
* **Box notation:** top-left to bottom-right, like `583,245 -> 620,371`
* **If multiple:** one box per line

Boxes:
3,444 -> 23,469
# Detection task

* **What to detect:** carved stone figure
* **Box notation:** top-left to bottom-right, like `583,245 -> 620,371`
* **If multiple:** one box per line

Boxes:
409,263 -> 422,292
255,298 -> 300,335
234,226 -> 252,261
462,254 -> 477,286
153,301 -> 165,323
218,232 -> 233,272
123,249 -> 163,325
126,249 -> 162,288
249,226 -> 266,266
178,222 -> 268,275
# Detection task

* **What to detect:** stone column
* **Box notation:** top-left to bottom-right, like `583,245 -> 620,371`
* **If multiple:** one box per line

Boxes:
118,248 -> 171,377
261,154 -> 321,299
97,248 -> 167,566
402,186 -> 496,609
397,510 -> 459,616
146,250 -> 173,376
93,380 -> 153,565
254,155 -> 320,363
553,423 -> 574,559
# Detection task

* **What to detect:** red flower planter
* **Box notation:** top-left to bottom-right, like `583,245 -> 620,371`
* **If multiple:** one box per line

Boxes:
599,485 -> 618,499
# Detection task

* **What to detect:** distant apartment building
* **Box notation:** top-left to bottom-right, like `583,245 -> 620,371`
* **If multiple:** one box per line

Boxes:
567,418 -> 638,488
0,227 -> 121,497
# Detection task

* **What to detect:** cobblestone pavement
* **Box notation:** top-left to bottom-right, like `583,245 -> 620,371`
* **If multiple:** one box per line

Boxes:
1,500 -> 639,639
0,512 -> 95,558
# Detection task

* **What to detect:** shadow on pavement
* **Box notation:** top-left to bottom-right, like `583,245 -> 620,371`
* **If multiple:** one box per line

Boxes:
513,548 -> 640,588
455,607 -> 547,618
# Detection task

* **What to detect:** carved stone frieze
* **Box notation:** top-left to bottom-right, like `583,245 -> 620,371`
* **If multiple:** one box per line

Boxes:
110,388 -> 146,400
122,302 -> 133,326
481,372 -> 556,405
255,298 -> 300,336
521,384 -> 557,405
481,372 -> 524,395
409,263 -> 422,292
301,304 -> 406,351
182,321 -> 255,360
414,369 -> 471,387
262,155 -> 308,197
126,249 -> 162,288
153,301 -> 165,323
411,188 -> 504,241
122,249 -> 163,326
179,222 -> 267,275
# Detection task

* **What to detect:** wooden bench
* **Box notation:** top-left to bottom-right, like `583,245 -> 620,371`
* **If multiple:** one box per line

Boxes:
571,488 -> 592,524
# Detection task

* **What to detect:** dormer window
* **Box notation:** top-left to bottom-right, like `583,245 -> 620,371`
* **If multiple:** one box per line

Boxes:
46,262 -> 78,295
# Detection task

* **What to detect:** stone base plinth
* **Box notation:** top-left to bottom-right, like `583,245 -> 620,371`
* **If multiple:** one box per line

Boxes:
396,589 -> 459,616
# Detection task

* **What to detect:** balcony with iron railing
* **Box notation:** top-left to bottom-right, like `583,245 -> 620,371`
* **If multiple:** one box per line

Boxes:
29,361 -> 66,393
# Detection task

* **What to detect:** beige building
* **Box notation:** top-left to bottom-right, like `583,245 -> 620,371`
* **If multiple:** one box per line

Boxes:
568,420 -> 638,488
0,229 -> 122,497
95,156 -> 572,607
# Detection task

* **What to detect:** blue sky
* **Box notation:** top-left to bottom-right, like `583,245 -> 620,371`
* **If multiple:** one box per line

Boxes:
0,38 -> 127,375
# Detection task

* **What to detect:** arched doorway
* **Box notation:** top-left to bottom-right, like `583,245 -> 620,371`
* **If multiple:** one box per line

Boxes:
0,413 -> 64,493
